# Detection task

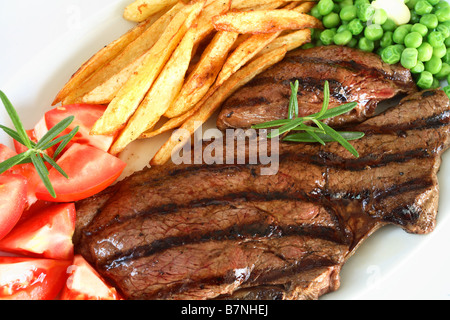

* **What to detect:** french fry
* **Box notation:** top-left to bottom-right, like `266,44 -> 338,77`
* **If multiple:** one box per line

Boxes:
68,2 -> 184,105
231,0 -> 285,10
191,0 -> 231,47
90,1 -> 205,136
164,30 -> 239,119
212,9 -> 322,34
110,24 -> 198,155
215,32 -> 280,86
123,0 -> 179,22
254,28 -> 311,58
140,106 -> 200,139
150,45 -> 288,166
52,14 -> 158,106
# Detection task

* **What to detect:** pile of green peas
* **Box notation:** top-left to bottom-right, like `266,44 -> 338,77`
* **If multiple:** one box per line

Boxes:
307,0 -> 450,93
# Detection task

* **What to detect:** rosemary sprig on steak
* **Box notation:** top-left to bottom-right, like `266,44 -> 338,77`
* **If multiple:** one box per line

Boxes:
251,80 -> 364,157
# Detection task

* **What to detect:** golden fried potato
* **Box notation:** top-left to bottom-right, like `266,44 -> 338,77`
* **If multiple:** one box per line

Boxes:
150,45 -> 288,166
123,0 -> 178,22
164,30 -> 238,119
76,3 -> 184,105
109,24 -> 198,155
212,9 -> 322,34
90,1 -> 205,136
52,13 -> 158,106
255,28 -> 311,58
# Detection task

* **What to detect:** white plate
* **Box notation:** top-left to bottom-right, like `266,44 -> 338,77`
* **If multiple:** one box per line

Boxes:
0,0 -> 449,300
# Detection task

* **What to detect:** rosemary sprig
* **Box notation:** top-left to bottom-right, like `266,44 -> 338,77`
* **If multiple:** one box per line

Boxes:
251,80 -> 364,157
0,91 -> 79,198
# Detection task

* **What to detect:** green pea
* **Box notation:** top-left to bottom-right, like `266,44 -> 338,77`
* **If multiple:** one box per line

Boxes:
428,31 -> 445,47
347,18 -> 364,35
435,62 -> 450,79
407,0 -> 419,9
416,71 -> 434,89
404,32 -> 423,48
339,0 -> 354,8
442,48 -> 450,63
301,43 -> 315,49
364,24 -> 384,41
433,43 -> 447,58
419,14 -> 438,29
357,3 -> 375,22
323,12 -> 341,28
411,23 -> 428,37
381,45 -> 402,64
347,37 -> 358,47
382,19 -> 397,32
435,7 -> 450,22
380,31 -> 394,48
393,25 -> 410,44
310,5 -> 322,20
411,60 -> 425,73
401,48 -> 419,69
426,0 -> 440,5
358,37 -> 375,52
436,1 -> 450,10
334,30 -> 353,45
425,55 -> 443,74
436,24 -> 450,38
372,8 -> 388,25
417,42 -> 434,61
340,5 -> 357,21
445,36 -> 450,47
410,11 -> 421,24
317,0 -> 334,16
415,1 -> 433,15
443,85 -> 450,99
431,77 -> 440,89
320,29 -> 337,45
337,24 -> 348,33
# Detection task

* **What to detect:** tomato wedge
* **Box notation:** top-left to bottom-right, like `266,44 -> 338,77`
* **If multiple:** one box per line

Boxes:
0,203 -> 76,260
45,104 -> 114,152
0,143 -> 39,208
0,174 -> 28,241
35,143 -> 126,202
0,256 -> 70,300
60,255 -> 122,300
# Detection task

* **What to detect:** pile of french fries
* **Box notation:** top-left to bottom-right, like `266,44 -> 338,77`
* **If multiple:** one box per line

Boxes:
53,0 -> 321,165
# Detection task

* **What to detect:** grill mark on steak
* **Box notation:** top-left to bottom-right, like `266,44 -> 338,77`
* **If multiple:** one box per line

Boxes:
74,89 -> 450,300
216,45 -> 417,131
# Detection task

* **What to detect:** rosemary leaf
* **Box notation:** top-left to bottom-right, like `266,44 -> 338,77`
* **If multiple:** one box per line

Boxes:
30,152 -> 56,198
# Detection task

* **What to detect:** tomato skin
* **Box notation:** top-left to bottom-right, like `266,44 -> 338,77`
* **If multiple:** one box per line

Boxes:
0,256 -> 70,300
45,104 -> 114,153
0,174 -> 28,241
0,203 -> 76,260
35,143 -> 126,202
60,255 -> 122,300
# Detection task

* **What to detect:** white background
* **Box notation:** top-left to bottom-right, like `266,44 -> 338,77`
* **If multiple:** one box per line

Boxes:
0,0 -> 449,300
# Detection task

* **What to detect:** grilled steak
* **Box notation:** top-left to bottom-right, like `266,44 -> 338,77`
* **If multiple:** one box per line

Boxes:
74,89 -> 450,300
216,45 -> 417,131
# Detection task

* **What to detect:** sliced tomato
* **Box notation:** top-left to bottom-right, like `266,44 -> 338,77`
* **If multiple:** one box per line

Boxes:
0,203 -> 76,260
60,255 -> 122,300
0,174 -> 28,241
35,143 -> 126,202
0,256 -> 70,300
45,104 -> 114,152
0,143 -> 39,208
